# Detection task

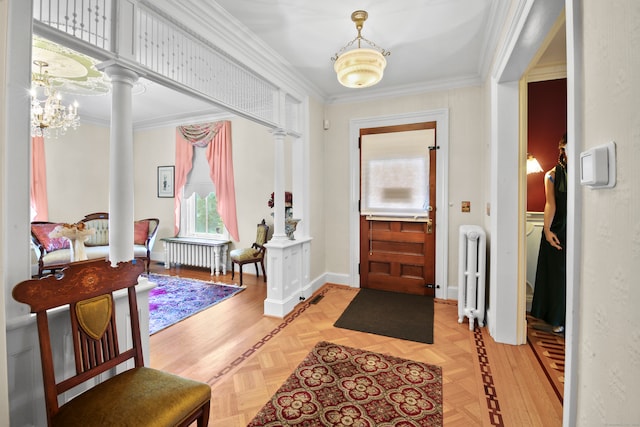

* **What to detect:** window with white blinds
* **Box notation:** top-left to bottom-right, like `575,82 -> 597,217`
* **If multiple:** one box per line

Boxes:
361,129 -> 435,217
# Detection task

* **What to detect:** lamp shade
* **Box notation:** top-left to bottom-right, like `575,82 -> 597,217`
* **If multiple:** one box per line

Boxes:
526,154 -> 543,174
334,48 -> 387,88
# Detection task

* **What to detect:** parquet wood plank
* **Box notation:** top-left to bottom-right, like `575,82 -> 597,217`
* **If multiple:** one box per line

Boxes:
148,263 -> 562,426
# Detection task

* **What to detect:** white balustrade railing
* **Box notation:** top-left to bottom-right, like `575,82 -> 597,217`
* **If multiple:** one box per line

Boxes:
135,5 -> 278,125
33,0 -> 112,49
33,0 -> 288,128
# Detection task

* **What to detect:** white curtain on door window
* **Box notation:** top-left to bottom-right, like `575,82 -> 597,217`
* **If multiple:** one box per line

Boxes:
361,129 -> 435,217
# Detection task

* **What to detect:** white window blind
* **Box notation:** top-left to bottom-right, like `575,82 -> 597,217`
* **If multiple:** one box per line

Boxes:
361,129 -> 435,217
183,147 -> 214,198
180,147 -> 229,239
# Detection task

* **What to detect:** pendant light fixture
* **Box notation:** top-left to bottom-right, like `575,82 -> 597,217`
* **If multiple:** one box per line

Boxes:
331,10 -> 390,89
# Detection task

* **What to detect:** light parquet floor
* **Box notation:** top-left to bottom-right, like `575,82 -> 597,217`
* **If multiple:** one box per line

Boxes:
148,263 -> 563,426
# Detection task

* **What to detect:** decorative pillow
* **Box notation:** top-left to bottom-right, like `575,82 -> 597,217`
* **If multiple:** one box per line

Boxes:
134,220 -> 149,245
31,223 -> 70,252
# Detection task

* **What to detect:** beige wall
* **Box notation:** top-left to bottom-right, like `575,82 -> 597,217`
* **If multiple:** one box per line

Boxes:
307,97 -> 327,282
577,1 -> 640,424
44,124 -> 110,221
43,106 -> 329,281
324,85 -> 488,286
132,117 -> 279,256
43,117 -> 296,255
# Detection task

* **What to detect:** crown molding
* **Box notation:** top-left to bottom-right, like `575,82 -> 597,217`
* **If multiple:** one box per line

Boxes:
327,74 -> 483,105
477,0 -> 512,82
141,0 -> 325,103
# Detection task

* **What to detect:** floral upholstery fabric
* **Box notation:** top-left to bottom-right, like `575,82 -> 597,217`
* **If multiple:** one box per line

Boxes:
31,223 -> 70,252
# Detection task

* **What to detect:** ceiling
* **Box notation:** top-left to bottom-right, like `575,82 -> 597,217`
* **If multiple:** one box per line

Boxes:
32,0 -> 566,128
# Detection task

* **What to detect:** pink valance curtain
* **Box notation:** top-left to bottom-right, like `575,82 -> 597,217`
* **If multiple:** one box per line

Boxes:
174,121 -> 239,241
30,136 -> 49,221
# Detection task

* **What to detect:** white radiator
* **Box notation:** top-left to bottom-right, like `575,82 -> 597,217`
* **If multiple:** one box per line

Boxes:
162,238 -> 229,276
458,225 -> 487,330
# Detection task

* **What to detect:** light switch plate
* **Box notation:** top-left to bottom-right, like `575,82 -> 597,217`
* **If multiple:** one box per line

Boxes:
580,141 -> 616,189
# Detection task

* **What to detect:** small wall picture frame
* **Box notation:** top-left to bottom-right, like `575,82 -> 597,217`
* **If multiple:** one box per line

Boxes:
157,166 -> 175,198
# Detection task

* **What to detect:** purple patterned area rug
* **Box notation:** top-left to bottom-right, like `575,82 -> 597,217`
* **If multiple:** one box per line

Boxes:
146,274 -> 245,335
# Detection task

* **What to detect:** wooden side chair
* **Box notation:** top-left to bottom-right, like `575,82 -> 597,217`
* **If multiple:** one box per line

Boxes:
12,259 -> 211,427
230,219 -> 269,286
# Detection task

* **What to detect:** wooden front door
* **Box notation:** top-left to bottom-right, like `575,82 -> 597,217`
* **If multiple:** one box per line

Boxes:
359,122 -> 437,296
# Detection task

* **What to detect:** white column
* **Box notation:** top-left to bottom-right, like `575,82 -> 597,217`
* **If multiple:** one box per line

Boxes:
101,62 -> 140,265
271,128 -> 288,240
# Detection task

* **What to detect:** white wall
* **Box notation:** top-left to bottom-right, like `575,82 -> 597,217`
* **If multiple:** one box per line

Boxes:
577,2 -> 640,424
324,86 -> 487,289
0,0 -> 11,423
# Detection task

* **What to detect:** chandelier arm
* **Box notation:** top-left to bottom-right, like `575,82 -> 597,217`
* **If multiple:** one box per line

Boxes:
358,36 -> 390,57
331,37 -> 359,62
331,36 -> 390,62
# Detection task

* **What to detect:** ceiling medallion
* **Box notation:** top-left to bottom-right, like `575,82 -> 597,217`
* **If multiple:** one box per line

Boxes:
331,10 -> 390,89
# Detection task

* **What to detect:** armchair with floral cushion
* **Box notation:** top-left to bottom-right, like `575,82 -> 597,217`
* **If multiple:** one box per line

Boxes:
30,212 -> 159,277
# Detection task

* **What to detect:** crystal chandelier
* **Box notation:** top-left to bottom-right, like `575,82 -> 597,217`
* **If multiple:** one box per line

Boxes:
30,60 -> 80,138
331,10 -> 390,89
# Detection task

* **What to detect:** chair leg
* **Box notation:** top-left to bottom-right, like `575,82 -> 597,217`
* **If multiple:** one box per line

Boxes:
254,263 -> 260,278
261,260 -> 267,282
231,263 -> 235,280
197,401 -> 211,427
239,265 -> 243,286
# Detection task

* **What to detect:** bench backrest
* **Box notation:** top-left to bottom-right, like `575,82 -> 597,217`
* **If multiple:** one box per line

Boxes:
80,213 -> 159,249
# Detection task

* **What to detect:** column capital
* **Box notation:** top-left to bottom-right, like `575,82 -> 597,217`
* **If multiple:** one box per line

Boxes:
97,60 -> 142,86
270,128 -> 287,139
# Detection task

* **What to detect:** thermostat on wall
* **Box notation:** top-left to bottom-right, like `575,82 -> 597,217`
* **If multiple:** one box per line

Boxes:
580,141 -> 616,189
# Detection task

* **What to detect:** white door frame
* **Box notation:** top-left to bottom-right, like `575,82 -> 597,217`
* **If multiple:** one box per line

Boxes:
491,0 -> 579,425
349,109 -> 450,300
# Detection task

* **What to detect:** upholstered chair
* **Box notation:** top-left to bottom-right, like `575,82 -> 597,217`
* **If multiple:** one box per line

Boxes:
230,219 -> 269,286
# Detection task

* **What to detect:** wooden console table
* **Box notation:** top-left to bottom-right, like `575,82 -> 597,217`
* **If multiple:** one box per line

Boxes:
161,237 -> 230,276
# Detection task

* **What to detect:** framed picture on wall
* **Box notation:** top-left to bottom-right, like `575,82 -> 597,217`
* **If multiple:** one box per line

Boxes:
157,166 -> 175,198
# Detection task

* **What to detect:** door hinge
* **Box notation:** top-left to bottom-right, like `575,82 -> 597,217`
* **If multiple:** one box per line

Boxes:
428,145 -> 440,151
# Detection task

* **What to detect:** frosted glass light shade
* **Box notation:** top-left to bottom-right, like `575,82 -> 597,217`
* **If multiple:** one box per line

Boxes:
334,48 -> 387,88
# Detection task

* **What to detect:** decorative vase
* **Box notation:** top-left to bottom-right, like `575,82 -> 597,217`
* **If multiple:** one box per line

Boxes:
285,218 -> 300,240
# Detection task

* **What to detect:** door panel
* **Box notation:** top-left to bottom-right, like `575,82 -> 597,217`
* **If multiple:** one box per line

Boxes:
360,122 -> 437,296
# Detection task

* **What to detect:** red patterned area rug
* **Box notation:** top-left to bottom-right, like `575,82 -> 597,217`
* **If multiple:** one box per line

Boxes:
248,341 -> 443,427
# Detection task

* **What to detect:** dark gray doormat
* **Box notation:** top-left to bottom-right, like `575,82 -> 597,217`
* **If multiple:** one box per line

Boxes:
334,288 -> 434,344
